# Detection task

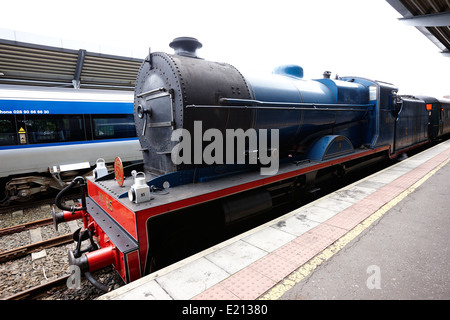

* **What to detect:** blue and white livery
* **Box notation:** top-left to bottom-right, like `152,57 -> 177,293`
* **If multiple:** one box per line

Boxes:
0,84 -> 142,203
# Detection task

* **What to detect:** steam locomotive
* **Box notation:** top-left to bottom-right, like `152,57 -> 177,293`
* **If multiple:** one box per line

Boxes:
52,37 -> 450,291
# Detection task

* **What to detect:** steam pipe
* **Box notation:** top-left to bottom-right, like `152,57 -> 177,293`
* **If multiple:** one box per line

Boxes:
55,176 -> 86,212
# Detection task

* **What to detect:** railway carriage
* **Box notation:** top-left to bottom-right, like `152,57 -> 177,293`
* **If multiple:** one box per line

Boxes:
416,95 -> 450,140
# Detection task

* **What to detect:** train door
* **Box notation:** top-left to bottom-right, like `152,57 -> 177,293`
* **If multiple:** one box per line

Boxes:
440,102 -> 450,136
393,97 -> 428,154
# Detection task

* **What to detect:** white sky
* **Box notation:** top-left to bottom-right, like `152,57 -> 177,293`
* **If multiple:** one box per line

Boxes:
1,0 -> 449,98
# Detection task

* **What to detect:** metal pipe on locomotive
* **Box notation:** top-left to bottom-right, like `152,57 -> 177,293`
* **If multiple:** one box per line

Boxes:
53,37 -> 450,290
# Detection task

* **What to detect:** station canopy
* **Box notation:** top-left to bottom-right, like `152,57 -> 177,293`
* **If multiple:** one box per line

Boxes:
386,0 -> 450,57
0,37 -> 143,90
1,1 -> 449,91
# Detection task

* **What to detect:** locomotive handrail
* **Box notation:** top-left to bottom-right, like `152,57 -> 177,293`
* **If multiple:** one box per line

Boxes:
187,104 -> 373,112
136,87 -> 167,98
186,98 -> 374,111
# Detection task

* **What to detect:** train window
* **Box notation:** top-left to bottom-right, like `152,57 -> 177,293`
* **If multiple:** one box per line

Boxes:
91,114 -> 136,140
24,115 -> 86,144
0,115 -> 17,146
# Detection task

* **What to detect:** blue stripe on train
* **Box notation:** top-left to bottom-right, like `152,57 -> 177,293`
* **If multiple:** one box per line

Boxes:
0,137 -> 138,150
0,99 -> 133,115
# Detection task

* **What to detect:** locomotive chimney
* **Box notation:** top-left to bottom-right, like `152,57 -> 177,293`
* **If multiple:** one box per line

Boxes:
323,71 -> 332,79
169,37 -> 203,58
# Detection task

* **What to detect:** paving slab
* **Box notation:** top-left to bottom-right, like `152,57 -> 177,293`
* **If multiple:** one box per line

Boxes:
155,257 -> 230,300
271,214 -> 320,236
242,227 -> 297,252
205,240 -> 267,274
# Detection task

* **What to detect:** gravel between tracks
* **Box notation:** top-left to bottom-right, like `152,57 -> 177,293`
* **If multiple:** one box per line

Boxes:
0,203 -> 124,300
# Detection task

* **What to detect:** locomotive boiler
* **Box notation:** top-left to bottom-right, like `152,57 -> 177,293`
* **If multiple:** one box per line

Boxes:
53,37 -> 443,291
135,37 -> 379,178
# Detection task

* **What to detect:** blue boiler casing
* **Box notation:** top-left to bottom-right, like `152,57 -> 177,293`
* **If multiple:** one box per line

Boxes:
133,40 -> 384,176
244,69 -> 371,152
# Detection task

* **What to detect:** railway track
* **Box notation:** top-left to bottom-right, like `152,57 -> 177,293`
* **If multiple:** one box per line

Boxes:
2,275 -> 70,300
0,198 -> 124,300
0,191 -> 82,215
0,197 -> 56,215
0,217 -> 53,237
0,233 -> 73,263
0,215 -> 74,264
0,201 -> 75,299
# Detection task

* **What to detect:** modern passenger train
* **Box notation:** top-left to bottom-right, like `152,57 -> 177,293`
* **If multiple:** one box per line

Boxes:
0,85 -> 142,204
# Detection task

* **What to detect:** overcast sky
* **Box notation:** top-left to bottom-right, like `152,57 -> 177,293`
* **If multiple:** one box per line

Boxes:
1,0 -> 449,98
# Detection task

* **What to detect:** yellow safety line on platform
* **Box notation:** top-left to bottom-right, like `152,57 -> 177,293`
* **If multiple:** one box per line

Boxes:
259,156 -> 450,300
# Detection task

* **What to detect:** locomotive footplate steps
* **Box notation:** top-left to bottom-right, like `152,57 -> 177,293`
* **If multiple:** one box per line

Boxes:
97,139 -> 450,300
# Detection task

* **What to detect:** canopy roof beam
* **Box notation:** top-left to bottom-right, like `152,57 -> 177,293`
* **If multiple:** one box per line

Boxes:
72,49 -> 86,89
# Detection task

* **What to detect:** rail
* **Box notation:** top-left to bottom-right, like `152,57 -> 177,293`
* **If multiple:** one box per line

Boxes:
0,234 -> 73,263
0,217 -> 53,237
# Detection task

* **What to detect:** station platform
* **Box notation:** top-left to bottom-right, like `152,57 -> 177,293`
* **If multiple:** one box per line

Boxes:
98,140 -> 450,300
